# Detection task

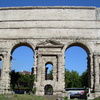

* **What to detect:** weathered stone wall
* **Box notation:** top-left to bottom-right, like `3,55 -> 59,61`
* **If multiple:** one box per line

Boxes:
0,6 -> 99,39
0,6 -> 100,98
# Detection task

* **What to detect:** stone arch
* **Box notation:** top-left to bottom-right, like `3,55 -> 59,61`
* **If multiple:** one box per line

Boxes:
64,41 -> 92,89
64,41 -> 92,54
10,42 -> 35,71
10,41 -> 35,55
44,84 -> 53,95
45,62 -> 53,66
9,41 -> 35,92
63,41 -> 92,69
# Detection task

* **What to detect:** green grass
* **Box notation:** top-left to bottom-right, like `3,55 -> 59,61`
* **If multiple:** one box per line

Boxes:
0,94 -> 47,100
94,97 -> 100,100
0,94 -> 100,100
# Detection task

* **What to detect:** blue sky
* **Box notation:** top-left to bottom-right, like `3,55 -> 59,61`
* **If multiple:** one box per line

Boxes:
11,46 -> 87,75
0,0 -> 100,75
0,0 -> 100,7
11,46 -> 34,73
65,46 -> 88,75
0,46 -> 88,75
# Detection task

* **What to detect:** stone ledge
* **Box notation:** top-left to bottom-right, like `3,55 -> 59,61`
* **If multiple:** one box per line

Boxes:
0,6 -> 96,10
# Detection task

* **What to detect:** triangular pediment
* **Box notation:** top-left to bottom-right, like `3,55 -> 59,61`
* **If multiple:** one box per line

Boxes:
37,39 -> 64,48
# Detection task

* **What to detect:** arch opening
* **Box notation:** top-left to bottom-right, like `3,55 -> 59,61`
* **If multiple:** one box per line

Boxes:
44,84 -> 53,95
10,44 -> 34,91
65,43 -> 90,89
0,58 -> 2,80
45,62 -> 53,80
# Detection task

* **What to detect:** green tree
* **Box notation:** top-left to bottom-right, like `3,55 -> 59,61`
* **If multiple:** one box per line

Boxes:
47,70 -> 53,80
19,73 -> 35,90
65,69 -> 88,88
65,69 -> 71,88
81,69 -> 88,87
65,69 -> 82,88
70,70 -> 82,88
10,70 -> 35,91
10,70 -> 20,90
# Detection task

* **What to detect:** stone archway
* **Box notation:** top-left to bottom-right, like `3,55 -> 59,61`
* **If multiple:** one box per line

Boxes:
44,84 -> 53,95
65,42 -> 90,88
10,42 -> 34,55
9,42 -> 35,92
0,6 -> 100,98
65,42 -> 94,90
35,39 -> 64,96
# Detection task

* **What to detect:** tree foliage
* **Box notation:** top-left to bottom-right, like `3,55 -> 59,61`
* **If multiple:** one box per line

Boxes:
65,69 -> 88,88
10,70 -> 20,89
19,73 -> 35,90
47,70 -> 53,80
10,69 -> 88,91
10,70 -> 35,90
81,69 -> 88,87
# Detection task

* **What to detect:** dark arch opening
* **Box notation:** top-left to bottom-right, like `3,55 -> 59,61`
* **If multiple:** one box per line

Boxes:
0,57 -> 2,80
44,84 -> 53,95
65,43 -> 90,88
45,62 -> 53,80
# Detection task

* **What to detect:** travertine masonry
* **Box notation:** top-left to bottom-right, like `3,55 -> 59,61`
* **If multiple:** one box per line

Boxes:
0,6 -> 100,98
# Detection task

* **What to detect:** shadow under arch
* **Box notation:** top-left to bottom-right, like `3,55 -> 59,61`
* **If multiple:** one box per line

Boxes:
45,62 -> 53,66
44,84 -> 53,95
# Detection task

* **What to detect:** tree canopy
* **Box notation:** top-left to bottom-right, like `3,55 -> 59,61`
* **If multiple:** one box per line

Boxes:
10,70 -> 35,90
10,69 -> 88,91
65,69 -> 88,88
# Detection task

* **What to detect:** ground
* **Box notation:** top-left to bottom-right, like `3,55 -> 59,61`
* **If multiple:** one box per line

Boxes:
0,94 -> 63,100
0,94 -> 100,100
0,94 -> 46,100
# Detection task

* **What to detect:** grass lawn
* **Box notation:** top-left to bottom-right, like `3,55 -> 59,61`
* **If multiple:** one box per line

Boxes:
0,94 -> 47,100
94,97 -> 100,100
0,94 -> 100,100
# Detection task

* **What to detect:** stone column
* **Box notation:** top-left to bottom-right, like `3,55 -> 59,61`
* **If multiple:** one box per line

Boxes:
1,53 -> 11,93
99,59 -> 100,85
58,54 -> 62,82
32,50 -> 37,89
61,53 -> 65,91
36,54 -> 44,95
94,55 -> 100,92
57,54 -> 65,91
33,50 -> 37,75
89,53 -> 94,91
37,54 -> 42,82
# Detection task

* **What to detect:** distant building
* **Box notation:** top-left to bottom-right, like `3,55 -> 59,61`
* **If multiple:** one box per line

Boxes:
20,70 -> 31,75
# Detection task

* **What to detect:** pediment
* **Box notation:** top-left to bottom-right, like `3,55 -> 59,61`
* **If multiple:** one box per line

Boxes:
37,39 -> 64,48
